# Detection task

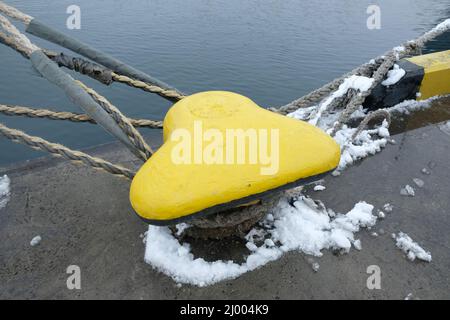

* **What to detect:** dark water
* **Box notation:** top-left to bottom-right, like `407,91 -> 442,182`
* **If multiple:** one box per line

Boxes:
0,0 -> 449,166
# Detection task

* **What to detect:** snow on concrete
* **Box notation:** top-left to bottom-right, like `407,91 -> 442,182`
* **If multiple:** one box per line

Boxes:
353,239 -> 362,251
30,236 -> 42,247
382,64 -> 405,86
333,121 -> 389,171
144,196 -> 377,286
394,232 -> 432,262
175,223 -> 191,236
0,175 -> 11,210
387,95 -> 446,115
413,178 -> 424,188
439,121 -> 450,136
313,185 -> 326,192
311,262 -> 320,272
400,185 -> 415,197
383,203 -> 393,213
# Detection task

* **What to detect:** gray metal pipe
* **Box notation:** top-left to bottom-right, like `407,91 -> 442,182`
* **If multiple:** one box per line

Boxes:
30,50 -> 143,160
26,19 -> 184,101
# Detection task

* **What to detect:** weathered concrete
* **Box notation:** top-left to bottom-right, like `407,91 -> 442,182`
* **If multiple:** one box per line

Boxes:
0,123 -> 449,300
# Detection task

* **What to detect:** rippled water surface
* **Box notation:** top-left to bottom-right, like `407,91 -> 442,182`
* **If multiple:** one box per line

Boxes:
0,0 -> 449,165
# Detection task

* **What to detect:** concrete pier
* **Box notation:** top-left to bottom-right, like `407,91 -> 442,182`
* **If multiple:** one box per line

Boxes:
0,123 -> 449,299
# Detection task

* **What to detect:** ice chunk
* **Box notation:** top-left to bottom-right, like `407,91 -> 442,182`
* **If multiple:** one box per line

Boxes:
378,211 -> 386,219
353,239 -> 362,251
400,185 -> 415,197
246,242 -> 258,252
439,121 -> 450,136
382,64 -> 406,86
175,223 -> 191,236
0,175 -> 11,210
413,178 -> 424,188
30,236 -> 42,247
334,122 -> 389,171
264,239 -> 275,247
383,203 -> 393,213
313,185 -> 326,192
331,170 -> 341,177
311,262 -> 320,272
394,232 -> 432,262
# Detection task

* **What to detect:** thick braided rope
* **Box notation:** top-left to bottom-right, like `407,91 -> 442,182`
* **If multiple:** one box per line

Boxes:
330,20 -> 450,135
351,109 -> 391,141
0,2 -> 32,24
274,19 -> 450,116
0,16 -> 153,162
111,73 -> 186,101
0,104 -> 163,128
272,59 -> 383,115
0,14 -> 37,57
329,52 -> 398,135
75,81 -> 154,160
0,122 -> 135,179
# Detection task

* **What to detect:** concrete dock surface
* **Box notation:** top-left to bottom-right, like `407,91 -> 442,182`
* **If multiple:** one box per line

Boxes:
0,122 -> 449,300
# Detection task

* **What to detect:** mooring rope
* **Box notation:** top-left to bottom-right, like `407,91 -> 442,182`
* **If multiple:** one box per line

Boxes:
329,19 -> 450,135
111,73 -> 186,100
1,1 -> 449,181
0,14 -> 38,57
274,18 -> 450,128
0,123 -> 135,179
0,1 -> 185,103
271,58 -> 384,115
0,2 -> 31,24
0,104 -> 163,128
351,109 -> 391,141
0,15 -> 153,161
76,81 -> 154,159
0,27 -> 183,100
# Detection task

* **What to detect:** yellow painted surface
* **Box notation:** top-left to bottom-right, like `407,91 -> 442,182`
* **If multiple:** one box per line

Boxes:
130,91 -> 340,223
407,50 -> 450,100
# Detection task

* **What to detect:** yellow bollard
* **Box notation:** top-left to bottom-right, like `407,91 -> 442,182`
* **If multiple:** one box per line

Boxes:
130,91 -> 340,225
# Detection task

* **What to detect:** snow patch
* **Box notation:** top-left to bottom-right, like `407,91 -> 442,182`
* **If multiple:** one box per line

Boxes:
313,185 -> 326,192
353,239 -> 362,251
0,175 -> 11,210
413,178 -> 424,188
289,75 -> 374,126
382,64 -> 405,86
383,203 -> 393,213
30,236 -> 42,247
311,262 -> 320,272
175,223 -> 191,236
439,121 -> 450,136
333,120 -> 389,171
430,18 -> 450,33
394,232 -> 432,262
400,185 -> 415,197
387,95 -> 446,115
144,197 -> 377,286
